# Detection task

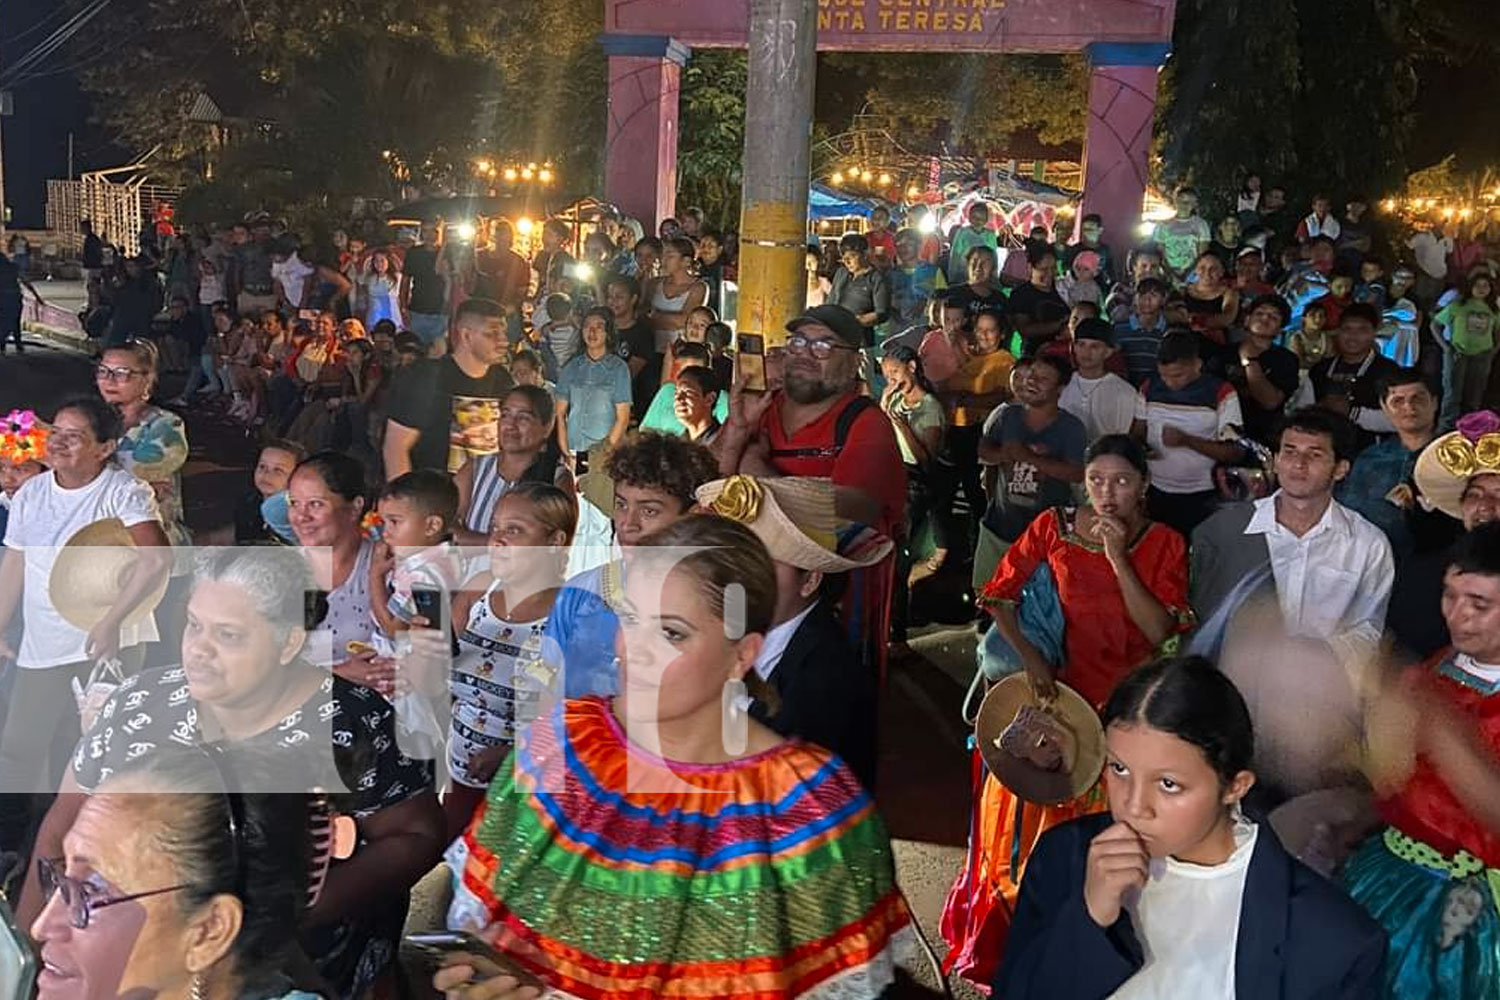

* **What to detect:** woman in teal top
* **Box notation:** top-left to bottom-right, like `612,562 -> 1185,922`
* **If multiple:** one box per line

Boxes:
640,341 -> 730,435
1437,273 -> 1497,413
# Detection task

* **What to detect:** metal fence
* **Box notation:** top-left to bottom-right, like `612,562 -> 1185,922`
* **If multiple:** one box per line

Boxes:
45,171 -> 181,257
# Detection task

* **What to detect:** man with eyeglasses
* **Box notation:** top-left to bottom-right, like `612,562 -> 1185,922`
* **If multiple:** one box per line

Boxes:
718,304 -> 906,672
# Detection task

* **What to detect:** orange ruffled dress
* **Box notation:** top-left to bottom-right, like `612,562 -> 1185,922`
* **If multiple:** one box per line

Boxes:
940,507 -> 1191,988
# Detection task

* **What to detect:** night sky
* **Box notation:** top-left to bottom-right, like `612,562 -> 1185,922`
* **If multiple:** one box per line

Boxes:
2,0 -> 117,228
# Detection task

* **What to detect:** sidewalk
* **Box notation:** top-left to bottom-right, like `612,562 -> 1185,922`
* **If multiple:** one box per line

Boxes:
20,280 -> 89,351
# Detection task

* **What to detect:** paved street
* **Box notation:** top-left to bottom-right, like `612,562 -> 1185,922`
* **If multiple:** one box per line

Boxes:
0,338 -> 986,997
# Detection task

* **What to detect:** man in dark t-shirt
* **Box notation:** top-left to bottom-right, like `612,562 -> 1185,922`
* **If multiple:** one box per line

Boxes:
978,355 -> 1087,541
401,221 -> 450,354
383,297 -> 513,477
606,275 -> 657,418
1207,293 -> 1301,448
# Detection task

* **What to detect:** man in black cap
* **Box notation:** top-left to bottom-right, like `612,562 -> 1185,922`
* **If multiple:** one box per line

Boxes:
1058,317 -> 1137,443
718,304 -> 906,672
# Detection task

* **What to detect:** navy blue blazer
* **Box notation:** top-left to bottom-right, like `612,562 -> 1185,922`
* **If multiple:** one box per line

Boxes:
994,813 -> 1386,999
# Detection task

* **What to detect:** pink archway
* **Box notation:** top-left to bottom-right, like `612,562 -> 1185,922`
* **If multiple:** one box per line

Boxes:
603,0 -> 1175,253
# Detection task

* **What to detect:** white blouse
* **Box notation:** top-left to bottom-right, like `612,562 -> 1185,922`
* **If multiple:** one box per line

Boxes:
1110,820 -> 1258,1000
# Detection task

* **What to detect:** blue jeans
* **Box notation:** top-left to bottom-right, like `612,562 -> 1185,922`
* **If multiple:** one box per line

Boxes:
180,351 -> 222,397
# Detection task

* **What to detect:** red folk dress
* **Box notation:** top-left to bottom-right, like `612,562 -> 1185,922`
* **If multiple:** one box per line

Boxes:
941,507 -> 1192,989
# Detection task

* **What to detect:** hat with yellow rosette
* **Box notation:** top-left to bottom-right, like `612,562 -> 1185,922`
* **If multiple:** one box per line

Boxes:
695,474 -> 893,574
1414,409 -> 1500,520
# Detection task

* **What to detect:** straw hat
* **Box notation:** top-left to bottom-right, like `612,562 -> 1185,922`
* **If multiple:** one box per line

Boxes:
1414,410 -> 1500,520
975,674 -> 1105,805
48,518 -> 169,631
574,443 -> 616,516
695,475 -> 893,574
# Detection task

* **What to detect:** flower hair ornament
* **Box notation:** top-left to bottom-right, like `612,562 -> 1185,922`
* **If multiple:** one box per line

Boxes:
0,409 -> 49,466
1415,410 -> 1500,520
360,510 -> 384,541
1436,410 -> 1500,477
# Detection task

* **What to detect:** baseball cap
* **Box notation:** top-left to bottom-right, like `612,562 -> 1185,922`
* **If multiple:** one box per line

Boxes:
1073,317 -> 1115,344
1236,245 -> 1264,259
786,305 -> 867,348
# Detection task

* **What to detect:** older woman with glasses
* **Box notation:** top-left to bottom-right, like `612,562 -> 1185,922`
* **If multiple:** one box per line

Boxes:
30,750 -> 324,1000
94,339 -> 192,662
20,546 -> 445,1000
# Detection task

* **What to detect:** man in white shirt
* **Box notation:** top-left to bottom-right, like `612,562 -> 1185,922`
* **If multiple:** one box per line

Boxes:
695,475 -> 892,788
1190,407 -> 1394,666
1406,217 -> 1455,306
1059,317 -> 1137,443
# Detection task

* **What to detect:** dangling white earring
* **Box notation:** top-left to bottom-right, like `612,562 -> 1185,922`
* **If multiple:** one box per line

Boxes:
721,677 -> 749,756
191,973 -> 207,1000
1230,800 -> 1245,825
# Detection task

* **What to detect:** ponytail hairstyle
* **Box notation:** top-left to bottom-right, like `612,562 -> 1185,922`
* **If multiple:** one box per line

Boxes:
881,343 -> 938,396
1103,656 -> 1255,788
98,749 -> 316,996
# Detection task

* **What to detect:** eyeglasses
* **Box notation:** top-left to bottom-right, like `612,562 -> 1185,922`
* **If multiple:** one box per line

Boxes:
37,857 -> 190,930
93,364 -> 144,382
786,334 -> 858,360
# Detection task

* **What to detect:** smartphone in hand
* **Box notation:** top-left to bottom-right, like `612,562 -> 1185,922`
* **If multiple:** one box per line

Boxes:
403,931 -> 547,992
737,333 -> 767,393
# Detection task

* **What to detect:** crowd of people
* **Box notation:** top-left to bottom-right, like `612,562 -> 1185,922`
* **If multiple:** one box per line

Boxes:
0,174 -> 1497,1000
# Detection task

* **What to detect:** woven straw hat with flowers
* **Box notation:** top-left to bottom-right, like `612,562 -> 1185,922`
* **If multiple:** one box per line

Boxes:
695,475 -> 893,574
1414,410 -> 1500,520
0,409 -> 49,466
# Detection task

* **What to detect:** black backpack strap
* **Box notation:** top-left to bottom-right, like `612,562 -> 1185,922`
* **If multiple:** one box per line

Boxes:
833,395 -> 877,451
768,394 -> 878,461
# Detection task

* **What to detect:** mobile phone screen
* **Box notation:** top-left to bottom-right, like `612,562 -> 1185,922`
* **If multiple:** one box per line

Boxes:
737,333 -> 767,393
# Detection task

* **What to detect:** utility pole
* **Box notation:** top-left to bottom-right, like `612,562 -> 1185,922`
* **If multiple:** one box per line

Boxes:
737,0 -> 817,348
0,91 -> 10,241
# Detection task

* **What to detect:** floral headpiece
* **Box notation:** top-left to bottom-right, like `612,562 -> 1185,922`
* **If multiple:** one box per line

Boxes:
0,409 -> 49,466
1435,410 -> 1500,478
360,510 -> 384,541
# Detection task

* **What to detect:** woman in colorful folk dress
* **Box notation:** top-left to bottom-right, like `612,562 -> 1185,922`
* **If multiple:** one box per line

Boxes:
941,434 -> 1192,987
1348,523 -> 1500,998
441,514 -> 911,1000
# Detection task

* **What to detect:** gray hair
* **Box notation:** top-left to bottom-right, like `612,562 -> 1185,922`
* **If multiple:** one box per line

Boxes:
191,546 -> 314,642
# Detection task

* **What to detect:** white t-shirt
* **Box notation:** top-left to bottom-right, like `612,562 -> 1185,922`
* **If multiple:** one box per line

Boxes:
272,253 -> 316,306
1060,372 -> 1138,442
1135,378 -> 1243,494
1112,820 -> 1257,999
3,465 -> 162,669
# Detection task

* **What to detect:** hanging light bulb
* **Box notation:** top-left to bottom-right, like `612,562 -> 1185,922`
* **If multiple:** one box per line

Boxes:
831,171 -> 845,185
538,168 -> 554,183
503,167 -> 518,182
861,170 -> 873,183
521,167 -> 534,180
878,172 -> 892,186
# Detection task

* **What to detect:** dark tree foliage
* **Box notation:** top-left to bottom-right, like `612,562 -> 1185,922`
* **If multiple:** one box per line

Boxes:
1159,0 -> 1419,214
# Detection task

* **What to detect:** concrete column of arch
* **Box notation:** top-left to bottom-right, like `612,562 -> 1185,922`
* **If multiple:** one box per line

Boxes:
602,33 -> 691,227
1079,42 -> 1171,258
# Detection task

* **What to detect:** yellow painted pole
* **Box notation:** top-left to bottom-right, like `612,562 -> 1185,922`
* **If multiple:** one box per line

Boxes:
737,0 -> 817,349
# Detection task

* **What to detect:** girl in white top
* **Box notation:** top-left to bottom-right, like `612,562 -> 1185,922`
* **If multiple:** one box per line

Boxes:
997,656 -> 1385,999
363,250 -> 404,329
644,236 -> 708,354
443,481 -> 577,839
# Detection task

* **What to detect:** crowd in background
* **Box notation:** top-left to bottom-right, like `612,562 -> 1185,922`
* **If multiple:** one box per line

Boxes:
0,172 -> 1497,1000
